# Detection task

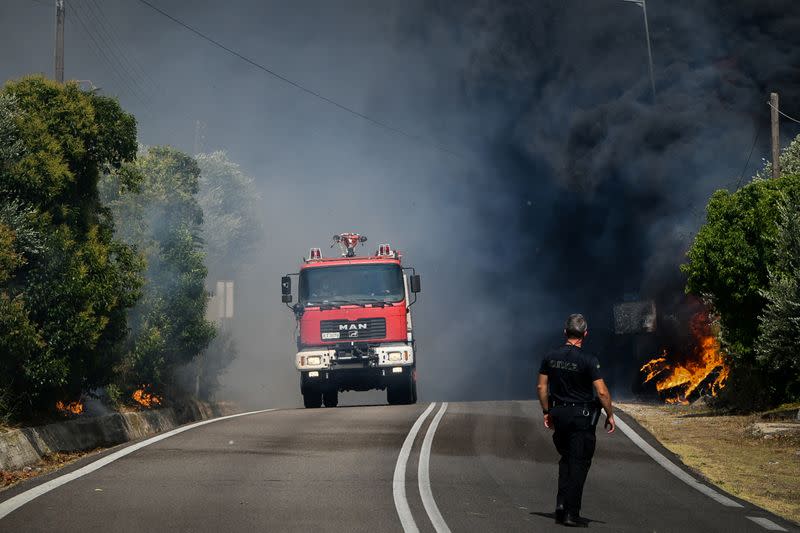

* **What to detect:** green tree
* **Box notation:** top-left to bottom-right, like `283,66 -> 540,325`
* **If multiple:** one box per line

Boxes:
195,151 -> 262,279
103,146 -> 216,397
0,76 -> 142,417
683,136 -> 800,409
756,197 -> 800,402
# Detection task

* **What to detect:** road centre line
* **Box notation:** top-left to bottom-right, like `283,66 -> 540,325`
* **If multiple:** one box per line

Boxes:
612,412 -> 743,508
418,402 -> 451,533
746,516 -> 788,531
393,402 -> 436,533
0,408 -> 276,520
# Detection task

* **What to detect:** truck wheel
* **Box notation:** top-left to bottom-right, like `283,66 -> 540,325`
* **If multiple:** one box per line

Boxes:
387,386 -> 399,405
303,389 -> 322,408
388,375 -> 414,405
410,380 -> 418,404
323,390 -> 339,408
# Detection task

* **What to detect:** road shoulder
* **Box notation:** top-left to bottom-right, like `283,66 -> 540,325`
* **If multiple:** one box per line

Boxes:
617,402 -> 800,529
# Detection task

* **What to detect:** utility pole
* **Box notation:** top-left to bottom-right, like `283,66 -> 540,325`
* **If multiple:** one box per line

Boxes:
54,0 -> 65,83
771,92 -> 780,179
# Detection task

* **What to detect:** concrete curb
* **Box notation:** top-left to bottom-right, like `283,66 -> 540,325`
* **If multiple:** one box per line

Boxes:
0,400 -> 235,471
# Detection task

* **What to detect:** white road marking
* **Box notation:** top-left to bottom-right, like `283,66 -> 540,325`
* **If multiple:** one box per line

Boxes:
747,516 -> 788,531
393,402 -> 436,533
418,402 -> 451,533
0,408 -> 276,520
612,412 -> 743,508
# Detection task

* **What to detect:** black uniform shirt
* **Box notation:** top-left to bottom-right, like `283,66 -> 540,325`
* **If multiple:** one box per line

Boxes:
539,345 -> 602,404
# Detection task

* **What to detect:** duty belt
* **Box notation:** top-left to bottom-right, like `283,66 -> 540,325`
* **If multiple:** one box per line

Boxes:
551,400 -> 597,408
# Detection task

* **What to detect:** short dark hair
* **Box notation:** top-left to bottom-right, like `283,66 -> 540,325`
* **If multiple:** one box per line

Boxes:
565,314 -> 587,339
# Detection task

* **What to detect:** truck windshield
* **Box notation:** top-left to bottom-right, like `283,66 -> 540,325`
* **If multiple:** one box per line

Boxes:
299,264 -> 404,305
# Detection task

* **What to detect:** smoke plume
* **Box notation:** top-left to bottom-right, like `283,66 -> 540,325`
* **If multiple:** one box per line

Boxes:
1,0 -> 799,404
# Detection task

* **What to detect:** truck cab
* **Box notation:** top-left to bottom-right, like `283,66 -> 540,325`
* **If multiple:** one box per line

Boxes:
281,234 -> 421,408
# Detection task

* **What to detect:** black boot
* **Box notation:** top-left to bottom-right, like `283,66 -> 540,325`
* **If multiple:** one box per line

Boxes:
555,505 -> 565,524
562,513 -> 588,528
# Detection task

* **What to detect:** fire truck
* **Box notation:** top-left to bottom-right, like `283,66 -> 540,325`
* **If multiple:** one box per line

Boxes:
280,233 -> 421,408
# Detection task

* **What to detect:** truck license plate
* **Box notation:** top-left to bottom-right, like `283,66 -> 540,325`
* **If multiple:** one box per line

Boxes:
322,332 -> 340,340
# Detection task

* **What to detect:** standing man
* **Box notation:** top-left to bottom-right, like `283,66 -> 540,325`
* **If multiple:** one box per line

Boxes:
537,314 -> 616,527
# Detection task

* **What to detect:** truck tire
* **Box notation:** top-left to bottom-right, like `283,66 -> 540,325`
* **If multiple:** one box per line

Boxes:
303,389 -> 322,408
323,390 -> 339,408
388,375 -> 415,405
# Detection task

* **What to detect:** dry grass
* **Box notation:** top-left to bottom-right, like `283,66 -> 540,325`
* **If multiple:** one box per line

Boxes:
618,402 -> 800,525
0,450 -> 96,491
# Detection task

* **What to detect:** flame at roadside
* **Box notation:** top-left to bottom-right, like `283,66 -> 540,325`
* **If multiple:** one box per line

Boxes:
56,400 -> 84,415
640,312 -> 730,403
132,388 -> 162,408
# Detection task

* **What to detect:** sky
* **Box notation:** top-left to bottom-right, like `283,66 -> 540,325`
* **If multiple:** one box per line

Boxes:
2,0 -> 799,406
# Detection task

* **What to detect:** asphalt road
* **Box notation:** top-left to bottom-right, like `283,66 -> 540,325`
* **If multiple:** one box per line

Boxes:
0,401 -> 795,532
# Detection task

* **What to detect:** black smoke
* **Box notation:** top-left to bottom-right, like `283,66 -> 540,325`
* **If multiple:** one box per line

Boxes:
414,0 -> 800,396
1,0 -> 799,404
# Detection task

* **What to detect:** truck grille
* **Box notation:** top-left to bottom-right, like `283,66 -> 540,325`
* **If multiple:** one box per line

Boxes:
320,318 -> 386,341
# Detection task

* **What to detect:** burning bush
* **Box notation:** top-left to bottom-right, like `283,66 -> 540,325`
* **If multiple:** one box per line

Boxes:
55,400 -> 84,416
131,387 -> 162,409
641,312 -> 729,404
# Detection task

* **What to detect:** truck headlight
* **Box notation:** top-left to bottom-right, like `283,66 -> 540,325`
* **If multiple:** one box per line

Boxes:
388,352 -> 402,362
306,356 -> 321,366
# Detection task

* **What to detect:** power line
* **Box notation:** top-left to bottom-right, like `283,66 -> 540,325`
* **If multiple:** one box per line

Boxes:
71,4 -> 147,106
735,125 -> 761,189
74,0 -> 153,106
767,100 -> 800,125
83,0 -> 162,97
133,0 -> 464,160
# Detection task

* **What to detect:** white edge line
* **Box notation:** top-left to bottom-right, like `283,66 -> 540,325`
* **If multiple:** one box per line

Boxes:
418,402 -> 451,533
393,402 -> 436,533
0,408 -> 276,520
747,516 -> 788,531
611,410 -> 743,508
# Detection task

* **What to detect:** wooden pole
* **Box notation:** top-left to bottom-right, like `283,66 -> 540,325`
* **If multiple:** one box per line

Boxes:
771,92 -> 780,179
55,0 -> 64,83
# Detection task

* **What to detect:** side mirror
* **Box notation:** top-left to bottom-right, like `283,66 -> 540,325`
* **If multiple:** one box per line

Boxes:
282,294 -> 293,304
281,276 -> 291,295
410,274 -> 421,294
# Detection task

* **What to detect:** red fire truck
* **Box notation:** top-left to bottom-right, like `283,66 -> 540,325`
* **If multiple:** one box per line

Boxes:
281,233 -> 421,408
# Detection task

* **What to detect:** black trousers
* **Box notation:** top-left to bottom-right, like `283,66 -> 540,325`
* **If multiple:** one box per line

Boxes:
551,405 -> 599,515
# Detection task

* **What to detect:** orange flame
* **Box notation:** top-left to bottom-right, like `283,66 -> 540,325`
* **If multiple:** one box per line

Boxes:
640,312 -> 730,403
132,388 -> 162,408
56,400 -> 84,415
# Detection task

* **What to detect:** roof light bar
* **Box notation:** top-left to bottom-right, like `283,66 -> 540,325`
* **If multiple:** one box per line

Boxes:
377,243 -> 396,258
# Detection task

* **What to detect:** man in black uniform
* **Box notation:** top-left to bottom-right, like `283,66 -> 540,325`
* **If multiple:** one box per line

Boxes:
537,314 -> 616,527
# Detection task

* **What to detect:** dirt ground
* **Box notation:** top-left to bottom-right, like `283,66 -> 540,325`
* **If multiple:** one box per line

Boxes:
618,402 -> 800,525
0,449 -> 97,491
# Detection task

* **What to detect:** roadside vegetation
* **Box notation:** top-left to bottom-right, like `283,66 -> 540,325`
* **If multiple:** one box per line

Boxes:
683,137 -> 800,411
0,76 -> 257,424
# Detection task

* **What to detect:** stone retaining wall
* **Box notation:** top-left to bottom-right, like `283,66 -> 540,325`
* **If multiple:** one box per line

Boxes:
0,401 -> 235,471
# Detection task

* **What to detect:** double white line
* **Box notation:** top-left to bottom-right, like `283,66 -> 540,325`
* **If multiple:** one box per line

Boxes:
393,402 -> 451,533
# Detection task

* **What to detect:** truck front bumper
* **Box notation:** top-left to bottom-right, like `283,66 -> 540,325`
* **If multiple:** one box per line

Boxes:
296,343 -> 415,392
301,365 -> 413,393
295,343 -> 414,371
